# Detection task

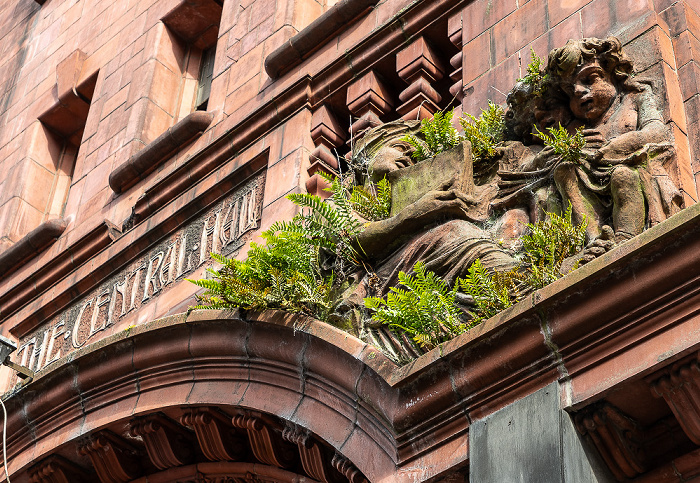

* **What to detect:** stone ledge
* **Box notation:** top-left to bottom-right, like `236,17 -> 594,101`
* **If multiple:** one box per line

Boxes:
0,219 -> 67,279
264,0 -> 380,79
0,220 -> 120,320
109,110 -> 215,194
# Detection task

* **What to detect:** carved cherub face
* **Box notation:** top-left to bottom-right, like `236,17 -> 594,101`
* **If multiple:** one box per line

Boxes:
567,62 -> 618,122
533,96 -> 573,132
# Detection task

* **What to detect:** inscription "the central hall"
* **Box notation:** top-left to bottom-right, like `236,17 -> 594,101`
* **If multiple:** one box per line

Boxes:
16,172 -> 266,373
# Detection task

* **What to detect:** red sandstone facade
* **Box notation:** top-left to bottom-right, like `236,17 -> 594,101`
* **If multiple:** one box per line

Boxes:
3,0 -> 700,481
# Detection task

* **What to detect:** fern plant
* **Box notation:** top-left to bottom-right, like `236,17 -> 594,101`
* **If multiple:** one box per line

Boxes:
533,124 -> 585,165
364,262 -> 467,350
457,260 -> 521,325
519,203 -> 587,288
519,48 -> 549,96
402,109 -> 463,162
459,101 -> 505,160
349,177 -> 391,221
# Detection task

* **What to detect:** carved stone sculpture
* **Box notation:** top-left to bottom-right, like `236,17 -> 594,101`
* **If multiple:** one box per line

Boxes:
341,36 -> 683,347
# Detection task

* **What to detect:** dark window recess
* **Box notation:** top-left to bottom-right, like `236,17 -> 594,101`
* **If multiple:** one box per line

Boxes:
196,47 -> 216,111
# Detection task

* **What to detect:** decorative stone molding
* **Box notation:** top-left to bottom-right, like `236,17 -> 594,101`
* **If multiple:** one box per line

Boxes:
346,71 -> 393,137
1,220 -> 120,322
307,106 -> 344,197
332,453 -> 368,483
396,37 -> 445,120
264,0 -> 380,78
129,413 -> 194,470
447,12 -> 463,101
77,431 -> 141,483
283,423 -> 343,482
109,110 -> 214,194
650,356 -> 700,445
574,404 -> 647,480
232,414 -> 296,468
0,218 -> 67,279
28,455 -> 89,483
180,407 -> 244,461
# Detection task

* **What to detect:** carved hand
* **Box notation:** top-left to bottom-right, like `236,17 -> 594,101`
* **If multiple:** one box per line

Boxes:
406,188 -> 479,223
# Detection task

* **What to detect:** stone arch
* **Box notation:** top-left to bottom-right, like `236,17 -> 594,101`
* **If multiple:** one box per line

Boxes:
4,310 -> 402,482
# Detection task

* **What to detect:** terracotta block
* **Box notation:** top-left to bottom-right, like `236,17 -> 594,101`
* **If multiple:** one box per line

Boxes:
679,60 -> 700,100
662,1 -> 700,37
582,0 -> 656,39
492,0 -> 548,65
663,60 -> 689,133
227,42 -> 264,92
670,122 -> 698,199
5,198 -> 44,243
674,30 -> 700,69
22,121 -> 62,173
463,0 -> 518,44
521,12 -> 582,61
624,26 -> 676,76
548,0 -> 593,27
224,74 -> 260,116
462,32 -> 491,87
462,54 -> 520,117
100,85 -> 129,121
263,149 -> 305,205
125,98 -> 174,146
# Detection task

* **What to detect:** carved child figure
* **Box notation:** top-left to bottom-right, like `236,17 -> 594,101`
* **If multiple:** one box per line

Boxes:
547,37 -> 682,242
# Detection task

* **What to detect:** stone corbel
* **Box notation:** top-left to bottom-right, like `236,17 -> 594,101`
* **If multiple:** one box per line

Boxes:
332,453 -> 368,483
129,413 -> 194,470
232,414 -> 296,468
574,404 -> 647,480
447,13 -> 464,101
29,455 -> 89,483
650,356 -> 700,445
180,407 -> 244,461
283,423 -> 343,482
39,50 -> 91,146
307,106 -> 344,198
346,71 -> 393,138
77,431 -> 141,483
396,37 -> 445,120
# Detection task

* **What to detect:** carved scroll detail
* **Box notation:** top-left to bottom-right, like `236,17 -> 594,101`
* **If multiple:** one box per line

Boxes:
231,414 -> 295,468
129,413 -> 193,470
650,358 -> 700,445
574,404 -> 647,480
29,455 -> 89,483
77,431 -> 140,483
282,423 -> 343,482
180,407 -> 244,461
447,13 -> 463,101
332,453 -> 368,483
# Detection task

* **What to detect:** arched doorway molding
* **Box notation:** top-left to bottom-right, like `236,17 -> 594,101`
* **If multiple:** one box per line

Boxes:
2,310 -> 474,482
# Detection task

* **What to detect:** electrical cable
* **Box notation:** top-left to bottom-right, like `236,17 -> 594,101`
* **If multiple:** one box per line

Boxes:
0,397 -> 10,483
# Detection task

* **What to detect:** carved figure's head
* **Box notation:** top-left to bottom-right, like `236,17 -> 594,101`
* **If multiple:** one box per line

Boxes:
351,120 -> 421,182
505,81 -> 538,144
533,90 -> 574,132
547,37 -> 634,122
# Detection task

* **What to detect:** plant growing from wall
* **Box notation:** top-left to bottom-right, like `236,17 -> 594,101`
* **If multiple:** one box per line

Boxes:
533,124 -> 586,165
518,203 -> 587,288
459,101 -> 505,160
364,204 -> 587,347
363,262 -> 466,350
519,48 -> 549,96
189,172 -> 391,321
402,108 -> 463,162
348,177 -> 392,221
